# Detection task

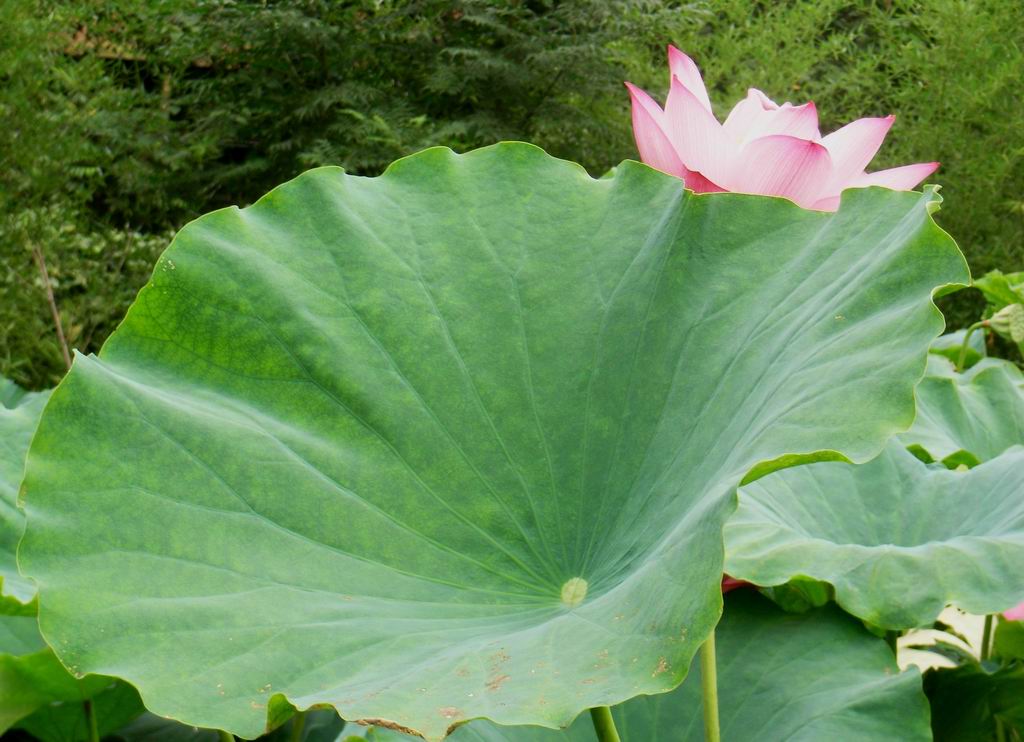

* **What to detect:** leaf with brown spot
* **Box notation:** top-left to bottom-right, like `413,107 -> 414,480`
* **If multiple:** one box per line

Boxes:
18,145 -> 966,740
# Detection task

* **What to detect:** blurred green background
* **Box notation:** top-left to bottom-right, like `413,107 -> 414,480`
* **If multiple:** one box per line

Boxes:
2,0 -> 1021,388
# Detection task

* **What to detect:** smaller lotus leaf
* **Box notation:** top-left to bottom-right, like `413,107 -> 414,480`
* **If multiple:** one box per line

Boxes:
0,382 -> 50,603
900,354 -> 1024,465
924,663 -> 1024,741
15,681 -> 144,742
974,270 -> 1024,310
728,441 -> 1024,628
106,708 -> 343,742
994,618 -> 1024,662
0,613 -> 117,733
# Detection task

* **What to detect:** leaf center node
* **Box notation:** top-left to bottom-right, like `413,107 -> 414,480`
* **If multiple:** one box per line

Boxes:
560,577 -> 588,608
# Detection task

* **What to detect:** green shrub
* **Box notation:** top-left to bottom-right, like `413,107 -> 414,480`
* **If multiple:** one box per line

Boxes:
1,0 -> 1021,386
0,205 -> 169,388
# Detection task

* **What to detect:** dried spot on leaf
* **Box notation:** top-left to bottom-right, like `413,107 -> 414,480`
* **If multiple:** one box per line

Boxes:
455,667 -> 470,678
486,673 -> 511,692
489,649 -> 510,667
652,657 -> 669,677
439,706 -> 462,720
354,718 -> 421,736
446,720 -> 468,736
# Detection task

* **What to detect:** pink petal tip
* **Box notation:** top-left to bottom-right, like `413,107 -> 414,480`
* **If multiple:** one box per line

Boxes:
1005,601 -> 1024,621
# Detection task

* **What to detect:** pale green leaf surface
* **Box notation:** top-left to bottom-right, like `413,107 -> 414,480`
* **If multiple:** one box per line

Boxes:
19,144 -> 966,739
364,591 -> 930,741
728,441 -> 1024,628
900,354 -> 1024,465
0,383 -> 50,603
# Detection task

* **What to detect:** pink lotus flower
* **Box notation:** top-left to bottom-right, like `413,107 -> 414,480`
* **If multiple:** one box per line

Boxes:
721,576 -> 748,594
1006,601 -> 1024,621
625,46 -> 939,210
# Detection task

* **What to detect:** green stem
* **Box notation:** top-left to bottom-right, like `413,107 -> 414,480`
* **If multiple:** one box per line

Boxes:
83,699 -> 99,742
885,630 -> 900,655
957,321 -> 985,372
589,706 -> 621,742
700,633 -> 721,742
996,716 -> 1007,742
289,711 -> 307,742
31,244 -> 72,370
982,614 -> 994,661
217,731 -> 235,742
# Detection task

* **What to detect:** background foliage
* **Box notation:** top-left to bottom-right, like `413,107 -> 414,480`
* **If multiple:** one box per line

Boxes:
1,0 -> 1022,388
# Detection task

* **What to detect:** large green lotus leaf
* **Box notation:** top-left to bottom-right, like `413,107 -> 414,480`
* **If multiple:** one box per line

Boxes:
900,354 -> 1024,466
0,614 -> 115,733
18,144 -> 966,739
361,591 -> 930,741
0,381 -> 50,603
727,440 -> 1024,628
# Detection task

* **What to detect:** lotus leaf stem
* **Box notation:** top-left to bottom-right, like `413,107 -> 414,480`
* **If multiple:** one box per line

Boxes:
31,245 -> 71,370
885,630 -> 900,654
589,705 -> 621,742
981,614 -> 994,661
83,699 -> 99,742
956,321 -> 986,372
700,632 -> 721,742
288,711 -> 307,742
